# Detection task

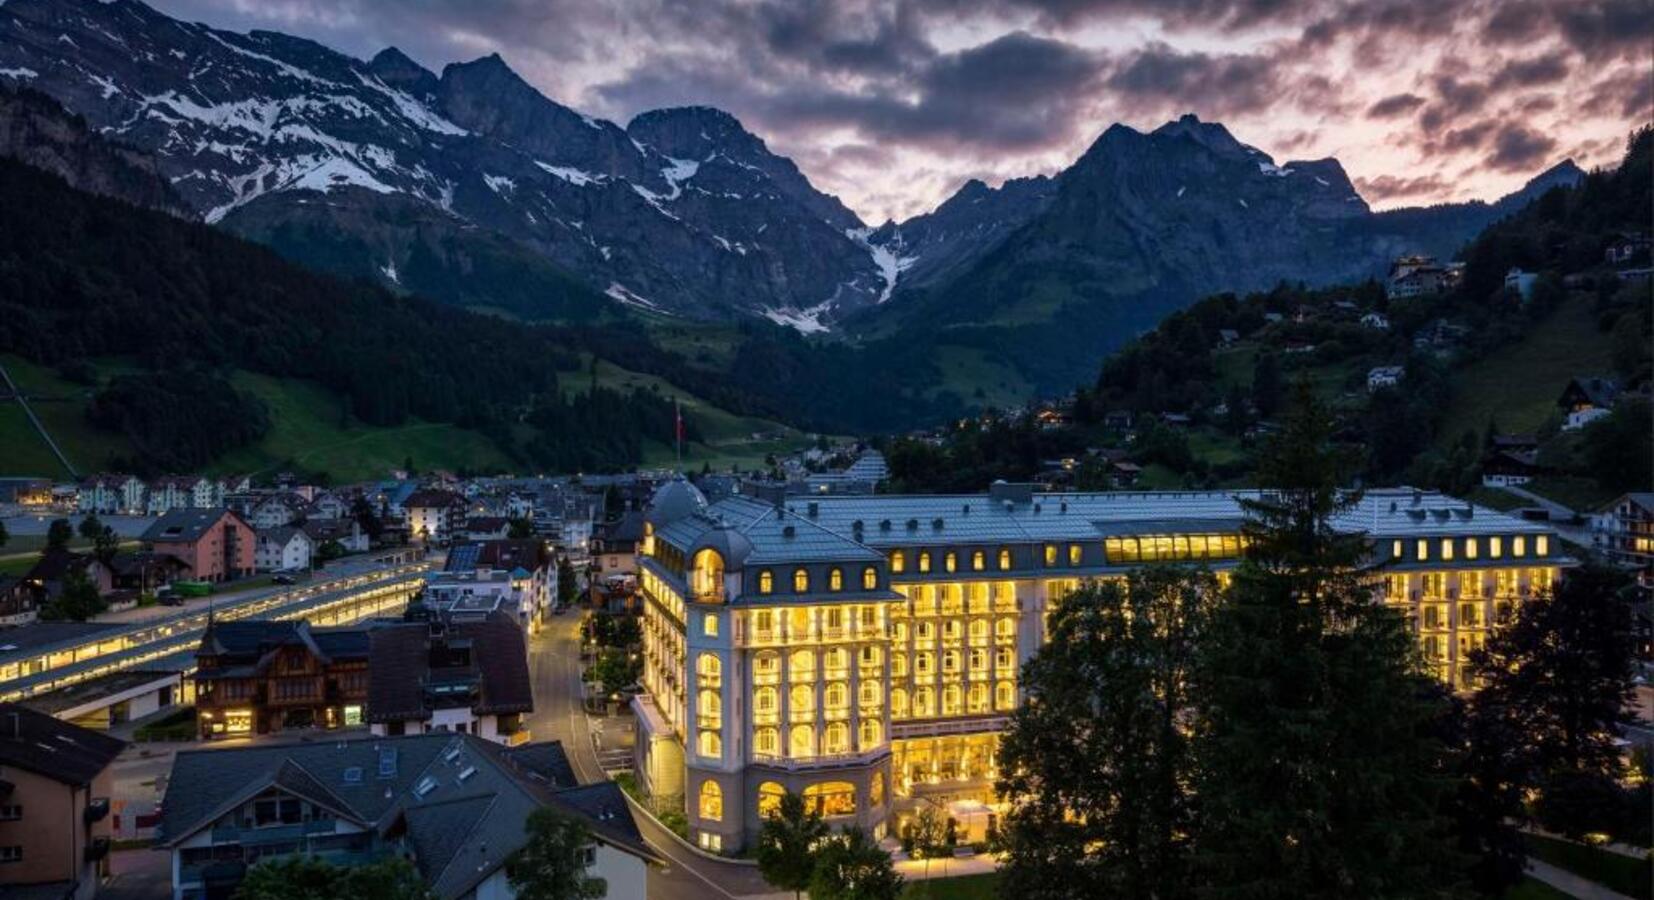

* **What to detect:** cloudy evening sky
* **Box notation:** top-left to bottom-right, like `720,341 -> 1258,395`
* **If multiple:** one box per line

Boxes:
147,0 -> 1651,224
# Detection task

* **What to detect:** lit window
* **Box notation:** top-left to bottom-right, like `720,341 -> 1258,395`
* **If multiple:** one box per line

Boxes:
1392,540 -> 1403,558
998,548 -> 1012,570
1441,539 -> 1454,561
702,613 -> 719,637
870,772 -> 886,806
1536,535 -> 1549,555
891,688 -> 909,718
1044,544 -> 1058,566
938,552 -> 952,573
755,687 -> 777,714
829,568 -> 843,591
698,731 -> 722,759
794,568 -> 809,592
1466,539 -> 1478,560
755,728 -> 779,756
825,682 -> 849,710
891,551 -> 906,573
758,570 -> 773,594
1068,544 -> 1082,565
859,719 -> 882,749
802,782 -> 856,817
995,681 -> 1015,710
824,721 -> 850,754
914,687 -> 935,717
790,725 -> 816,758
758,782 -> 785,817
1416,540 -> 1429,561
972,550 -> 985,571
862,567 -> 877,590
918,552 -> 932,573
699,780 -> 723,822
942,684 -> 962,715
1490,537 -> 1503,558
1513,536 -> 1526,556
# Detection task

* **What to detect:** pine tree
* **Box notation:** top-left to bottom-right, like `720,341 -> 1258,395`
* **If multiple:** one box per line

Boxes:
1192,384 -> 1466,899
998,567 -> 1215,900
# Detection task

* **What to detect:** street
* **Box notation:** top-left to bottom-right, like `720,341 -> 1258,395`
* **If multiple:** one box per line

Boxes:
528,613 -> 779,900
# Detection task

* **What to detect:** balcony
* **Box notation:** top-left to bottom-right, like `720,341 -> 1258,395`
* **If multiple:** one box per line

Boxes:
750,747 -> 889,772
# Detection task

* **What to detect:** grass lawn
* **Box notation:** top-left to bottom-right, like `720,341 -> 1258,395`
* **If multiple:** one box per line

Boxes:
923,345 -> 1035,411
903,873 -> 998,899
1465,486 -> 1529,511
209,372 -> 515,481
0,555 -> 36,576
1436,296 -> 1615,447
1526,834 -> 1653,900
0,354 -> 134,477
1521,476 -> 1619,515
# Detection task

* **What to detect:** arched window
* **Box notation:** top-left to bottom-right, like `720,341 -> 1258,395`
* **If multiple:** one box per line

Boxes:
825,682 -> 849,711
944,552 -> 957,573
754,652 -> 780,682
995,680 -> 1016,710
996,617 -> 1016,639
914,687 -> 935,717
971,550 -> 985,571
758,782 -> 786,818
891,688 -> 910,719
915,652 -> 934,676
870,771 -> 886,806
790,724 -> 816,758
998,548 -> 1012,570
859,718 -> 882,749
943,620 -> 962,641
790,649 -> 815,682
891,653 -> 909,677
691,549 -> 725,601
1068,544 -> 1082,566
699,780 -> 723,821
942,650 -> 960,675
969,649 -> 988,673
969,620 -> 988,643
1044,544 -> 1058,566
862,567 -> 878,590
758,570 -> 774,594
824,721 -> 849,754
890,551 -> 906,573
918,552 -> 932,573
942,684 -> 962,715
696,653 -> 722,687
697,690 -> 721,726
968,683 -> 989,713
790,685 -> 816,717
859,679 -> 882,706
755,727 -> 779,756
829,568 -> 843,591
803,782 -> 856,817
698,730 -> 722,759
754,687 -> 778,716
858,646 -> 882,668
824,648 -> 849,677
793,568 -> 810,592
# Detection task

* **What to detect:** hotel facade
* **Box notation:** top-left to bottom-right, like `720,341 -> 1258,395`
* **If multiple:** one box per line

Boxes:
631,480 -> 1565,854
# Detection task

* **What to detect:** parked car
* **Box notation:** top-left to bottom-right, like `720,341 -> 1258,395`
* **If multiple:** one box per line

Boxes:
272,573 -> 296,585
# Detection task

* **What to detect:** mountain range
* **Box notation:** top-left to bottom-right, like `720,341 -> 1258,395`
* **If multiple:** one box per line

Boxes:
0,0 -> 1586,345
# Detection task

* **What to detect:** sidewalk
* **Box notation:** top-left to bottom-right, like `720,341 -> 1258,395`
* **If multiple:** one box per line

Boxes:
1526,858 -> 1639,900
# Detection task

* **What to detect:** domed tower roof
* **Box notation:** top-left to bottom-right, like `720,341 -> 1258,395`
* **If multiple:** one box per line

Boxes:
693,527 -> 754,571
646,476 -> 707,527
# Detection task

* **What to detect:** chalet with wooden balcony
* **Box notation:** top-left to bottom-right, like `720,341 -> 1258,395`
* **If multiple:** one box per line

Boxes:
193,621 -> 370,739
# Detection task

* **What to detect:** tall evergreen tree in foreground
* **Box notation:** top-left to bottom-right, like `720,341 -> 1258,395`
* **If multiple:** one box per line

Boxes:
998,567 -> 1216,900
756,791 -> 827,900
1192,385 -> 1465,899
1468,563 -> 1637,843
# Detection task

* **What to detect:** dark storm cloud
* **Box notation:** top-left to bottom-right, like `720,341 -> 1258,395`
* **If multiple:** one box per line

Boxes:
1486,124 -> 1557,172
1367,92 -> 1425,118
1555,0 -> 1654,58
1489,52 -> 1570,90
1355,172 -> 1450,201
1104,43 -> 1281,116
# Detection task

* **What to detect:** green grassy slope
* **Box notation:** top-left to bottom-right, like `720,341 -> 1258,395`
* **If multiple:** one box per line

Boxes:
560,355 -> 822,471
1435,295 -> 1615,444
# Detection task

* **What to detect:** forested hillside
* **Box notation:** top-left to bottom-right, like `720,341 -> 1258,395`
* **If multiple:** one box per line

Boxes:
883,128 -> 1653,501
0,157 -> 697,475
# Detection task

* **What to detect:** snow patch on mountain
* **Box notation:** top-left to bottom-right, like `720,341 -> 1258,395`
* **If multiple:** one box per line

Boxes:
535,161 -> 604,186
355,71 -> 467,136
606,282 -> 667,313
0,67 -> 38,80
762,301 -> 833,334
483,174 -> 514,195
846,226 -> 916,304
659,156 -> 698,200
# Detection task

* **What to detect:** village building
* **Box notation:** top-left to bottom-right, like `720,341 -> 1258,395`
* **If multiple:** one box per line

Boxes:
1558,375 -> 1620,431
366,614 -> 532,743
192,620 -> 371,738
142,508 -> 256,583
0,704 -> 124,900
254,526 -> 314,572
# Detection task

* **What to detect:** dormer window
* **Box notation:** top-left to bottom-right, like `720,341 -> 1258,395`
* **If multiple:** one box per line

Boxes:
758,570 -> 774,594
793,568 -> 809,593
998,548 -> 1012,570
890,551 -> 906,573
862,567 -> 877,590
829,568 -> 844,591
918,552 -> 932,574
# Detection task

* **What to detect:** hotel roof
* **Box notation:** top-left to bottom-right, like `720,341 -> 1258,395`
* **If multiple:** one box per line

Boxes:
654,486 -> 1551,561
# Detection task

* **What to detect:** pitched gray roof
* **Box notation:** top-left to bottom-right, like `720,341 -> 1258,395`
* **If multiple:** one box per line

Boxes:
143,507 -> 244,543
159,733 -> 656,900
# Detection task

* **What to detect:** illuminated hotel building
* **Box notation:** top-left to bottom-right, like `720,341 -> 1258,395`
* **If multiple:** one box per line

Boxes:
631,479 -> 1565,853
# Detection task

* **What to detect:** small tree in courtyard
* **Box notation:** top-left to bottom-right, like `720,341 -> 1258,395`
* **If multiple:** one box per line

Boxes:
507,806 -> 606,900
756,790 -> 826,899
809,826 -> 903,900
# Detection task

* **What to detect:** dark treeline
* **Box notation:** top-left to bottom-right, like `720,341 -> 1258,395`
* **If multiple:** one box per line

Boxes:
0,157 -> 697,474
